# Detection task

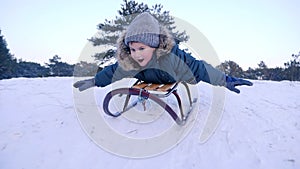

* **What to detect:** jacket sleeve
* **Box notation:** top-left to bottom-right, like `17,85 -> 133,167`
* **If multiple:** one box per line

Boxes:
171,45 -> 226,86
94,63 -> 118,87
94,62 -> 134,87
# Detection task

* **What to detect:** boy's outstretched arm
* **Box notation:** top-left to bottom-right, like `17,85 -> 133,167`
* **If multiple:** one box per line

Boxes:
73,62 -> 133,92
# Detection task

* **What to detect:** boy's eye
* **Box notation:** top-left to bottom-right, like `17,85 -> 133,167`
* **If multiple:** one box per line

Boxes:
130,47 -> 145,52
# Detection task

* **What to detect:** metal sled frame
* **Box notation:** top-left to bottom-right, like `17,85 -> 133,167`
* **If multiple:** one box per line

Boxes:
103,80 -> 197,125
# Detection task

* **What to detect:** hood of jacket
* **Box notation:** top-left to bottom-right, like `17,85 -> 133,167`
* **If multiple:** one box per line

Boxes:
116,25 -> 175,71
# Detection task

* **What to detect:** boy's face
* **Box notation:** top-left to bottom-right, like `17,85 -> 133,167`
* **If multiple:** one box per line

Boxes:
129,42 -> 156,67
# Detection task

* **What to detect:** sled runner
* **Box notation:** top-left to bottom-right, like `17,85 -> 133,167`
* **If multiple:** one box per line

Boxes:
103,80 -> 197,125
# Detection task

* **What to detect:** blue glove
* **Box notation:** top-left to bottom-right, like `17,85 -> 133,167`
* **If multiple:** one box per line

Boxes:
225,76 -> 253,93
73,78 -> 95,91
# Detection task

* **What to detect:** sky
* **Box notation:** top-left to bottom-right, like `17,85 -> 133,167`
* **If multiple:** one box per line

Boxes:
1,0 -> 300,69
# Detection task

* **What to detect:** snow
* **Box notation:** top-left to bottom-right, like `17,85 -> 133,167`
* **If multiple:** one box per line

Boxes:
0,77 -> 299,169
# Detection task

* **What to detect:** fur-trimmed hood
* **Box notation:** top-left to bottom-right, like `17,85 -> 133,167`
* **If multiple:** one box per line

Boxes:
116,25 -> 175,71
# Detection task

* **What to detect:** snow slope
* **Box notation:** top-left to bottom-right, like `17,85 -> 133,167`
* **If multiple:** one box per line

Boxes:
0,77 -> 299,169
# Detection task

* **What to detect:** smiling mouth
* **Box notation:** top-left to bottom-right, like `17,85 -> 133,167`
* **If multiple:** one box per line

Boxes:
137,59 -> 144,63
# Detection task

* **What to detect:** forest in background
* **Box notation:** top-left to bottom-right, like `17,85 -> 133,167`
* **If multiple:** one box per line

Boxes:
1,0 -> 299,81
1,29 -> 298,81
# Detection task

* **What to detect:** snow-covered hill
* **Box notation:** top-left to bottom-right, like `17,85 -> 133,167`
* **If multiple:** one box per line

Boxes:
0,77 -> 299,169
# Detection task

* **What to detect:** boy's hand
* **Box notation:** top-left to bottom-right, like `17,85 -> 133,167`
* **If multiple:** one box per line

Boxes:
73,78 -> 95,91
225,76 -> 253,94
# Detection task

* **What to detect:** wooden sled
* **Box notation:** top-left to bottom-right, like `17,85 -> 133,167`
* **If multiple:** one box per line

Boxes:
103,80 -> 197,125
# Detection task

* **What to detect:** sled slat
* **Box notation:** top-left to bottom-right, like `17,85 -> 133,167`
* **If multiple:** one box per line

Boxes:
133,82 -> 176,92
157,84 -> 176,92
145,84 -> 161,90
133,83 -> 149,89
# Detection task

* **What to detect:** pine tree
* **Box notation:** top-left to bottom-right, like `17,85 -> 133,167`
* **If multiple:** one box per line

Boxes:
216,60 -> 244,78
284,51 -> 300,81
73,61 -> 99,77
257,61 -> 269,80
46,55 -> 74,76
244,67 -> 257,80
89,0 -> 188,67
0,29 -> 17,79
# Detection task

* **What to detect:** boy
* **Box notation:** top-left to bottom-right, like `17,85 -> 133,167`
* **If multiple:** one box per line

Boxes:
74,12 -> 252,93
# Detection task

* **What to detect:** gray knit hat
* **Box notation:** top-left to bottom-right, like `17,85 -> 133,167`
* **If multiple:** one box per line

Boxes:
125,12 -> 160,48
